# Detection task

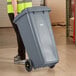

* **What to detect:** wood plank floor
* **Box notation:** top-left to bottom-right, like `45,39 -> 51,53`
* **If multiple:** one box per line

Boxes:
0,26 -> 76,76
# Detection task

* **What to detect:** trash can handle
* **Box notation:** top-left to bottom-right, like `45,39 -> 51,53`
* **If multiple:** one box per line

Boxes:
42,11 -> 45,14
33,11 -> 35,14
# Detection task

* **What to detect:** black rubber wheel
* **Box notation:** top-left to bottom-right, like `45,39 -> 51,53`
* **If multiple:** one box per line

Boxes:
49,65 -> 55,68
25,59 -> 32,72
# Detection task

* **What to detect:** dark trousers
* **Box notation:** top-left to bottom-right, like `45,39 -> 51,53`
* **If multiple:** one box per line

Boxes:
8,13 -> 25,60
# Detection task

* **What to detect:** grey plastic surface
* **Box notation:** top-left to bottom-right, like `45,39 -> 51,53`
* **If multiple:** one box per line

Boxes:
14,6 -> 59,68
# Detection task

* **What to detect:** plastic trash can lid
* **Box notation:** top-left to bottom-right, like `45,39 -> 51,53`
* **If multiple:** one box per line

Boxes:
14,6 -> 51,23
26,6 -> 51,12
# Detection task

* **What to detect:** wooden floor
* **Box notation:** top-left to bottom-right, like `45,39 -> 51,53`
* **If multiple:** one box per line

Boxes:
0,26 -> 76,76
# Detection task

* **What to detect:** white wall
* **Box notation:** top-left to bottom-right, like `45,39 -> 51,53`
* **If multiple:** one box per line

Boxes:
0,0 -> 12,27
46,0 -> 66,24
32,0 -> 41,6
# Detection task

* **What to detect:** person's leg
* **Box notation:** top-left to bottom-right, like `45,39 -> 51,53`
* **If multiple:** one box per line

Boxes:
8,13 -> 25,60
16,27 -> 25,60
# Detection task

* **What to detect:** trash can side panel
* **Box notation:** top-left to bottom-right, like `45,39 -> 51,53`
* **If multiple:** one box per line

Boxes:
44,12 -> 59,62
29,12 -> 59,64
15,14 -> 44,68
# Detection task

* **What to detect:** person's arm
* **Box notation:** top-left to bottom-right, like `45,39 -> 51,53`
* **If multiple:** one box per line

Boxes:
12,0 -> 18,17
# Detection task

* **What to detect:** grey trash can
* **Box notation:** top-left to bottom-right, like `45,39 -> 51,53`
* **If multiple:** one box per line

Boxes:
14,6 -> 59,72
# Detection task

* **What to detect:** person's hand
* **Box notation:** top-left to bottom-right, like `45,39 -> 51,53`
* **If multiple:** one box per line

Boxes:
14,10 -> 18,17
12,0 -> 17,17
14,13 -> 18,17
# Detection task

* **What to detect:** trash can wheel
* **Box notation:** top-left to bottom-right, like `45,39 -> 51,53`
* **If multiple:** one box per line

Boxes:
49,65 -> 55,68
25,59 -> 32,72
